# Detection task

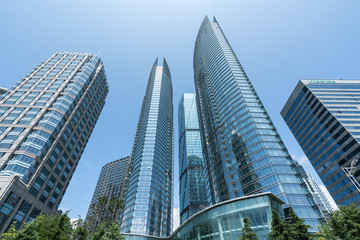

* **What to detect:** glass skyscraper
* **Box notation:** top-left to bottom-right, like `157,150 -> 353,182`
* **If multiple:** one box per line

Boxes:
0,52 -> 108,233
121,59 -> 173,237
193,16 -> 322,228
294,161 -> 335,218
86,156 -> 130,229
178,93 -> 208,224
282,79 -> 360,206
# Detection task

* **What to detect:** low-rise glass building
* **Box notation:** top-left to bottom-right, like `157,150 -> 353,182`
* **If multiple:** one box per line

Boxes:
123,192 -> 284,240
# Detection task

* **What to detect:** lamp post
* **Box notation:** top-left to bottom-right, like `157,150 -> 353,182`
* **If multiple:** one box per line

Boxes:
342,159 -> 360,193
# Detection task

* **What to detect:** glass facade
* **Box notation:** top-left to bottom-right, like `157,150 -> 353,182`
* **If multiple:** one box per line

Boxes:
281,79 -> 360,206
294,161 -> 335,218
193,16 -> 322,229
0,52 -> 109,233
123,192 -> 285,240
121,59 -> 173,237
0,88 -> 6,99
86,156 -> 130,229
178,93 -> 209,224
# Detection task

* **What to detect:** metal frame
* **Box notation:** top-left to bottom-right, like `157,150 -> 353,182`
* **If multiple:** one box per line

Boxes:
342,159 -> 360,193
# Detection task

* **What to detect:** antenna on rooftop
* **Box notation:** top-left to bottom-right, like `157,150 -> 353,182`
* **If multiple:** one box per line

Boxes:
97,48 -> 103,55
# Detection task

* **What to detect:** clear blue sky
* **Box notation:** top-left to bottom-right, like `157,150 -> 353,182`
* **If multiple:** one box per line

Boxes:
1,0 -> 359,229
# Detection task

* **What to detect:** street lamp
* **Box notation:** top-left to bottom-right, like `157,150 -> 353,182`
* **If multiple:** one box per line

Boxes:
342,159 -> 360,193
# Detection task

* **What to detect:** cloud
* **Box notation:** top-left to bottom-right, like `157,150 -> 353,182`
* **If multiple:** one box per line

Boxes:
173,207 -> 180,231
319,185 -> 339,211
290,153 -> 309,165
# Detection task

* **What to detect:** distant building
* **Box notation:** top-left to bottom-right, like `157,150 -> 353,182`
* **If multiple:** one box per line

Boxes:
86,156 -> 130,229
0,88 -> 7,99
0,52 -> 109,233
121,59 -> 173,237
178,93 -> 208,224
294,161 -> 335,218
282,79 -> 360,206
193,16 -> 322,229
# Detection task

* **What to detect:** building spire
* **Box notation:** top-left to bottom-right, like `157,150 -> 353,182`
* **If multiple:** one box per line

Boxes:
213,16 -> 218,23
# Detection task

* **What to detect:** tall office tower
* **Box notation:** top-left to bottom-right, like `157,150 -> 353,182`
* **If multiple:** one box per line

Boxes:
178,93 -> 208,224
0,52 -> 108,233
193,16 -> 322,229
121,59 -> 173,237
86,156 -> 130,229
294,161 -> 335,218
282,79 -> 360,206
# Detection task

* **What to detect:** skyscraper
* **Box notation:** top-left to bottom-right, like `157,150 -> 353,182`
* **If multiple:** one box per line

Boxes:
0,52 -> 108,233
193,16 -> 322,228
178,93 -> 208,224
121,59 -> 173,237
86,156 -> 130,229
281,79 -> 360,206
294,161 -> 335,218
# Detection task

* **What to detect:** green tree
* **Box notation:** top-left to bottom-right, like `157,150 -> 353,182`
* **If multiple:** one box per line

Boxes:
0,207 -> 126,240
101,223 -> 124,240
86,196 -> 124,232
5,213 -> 73,240
240,217 -> 258,240
0,222 -> 18,240
91,224 -> 106,240
268,209 -> 290,240
317,223 -> 336,240
327,204 -> 360,240
268,207 -> 315,240
287,207 -> 313,240
72,218 -> 89,240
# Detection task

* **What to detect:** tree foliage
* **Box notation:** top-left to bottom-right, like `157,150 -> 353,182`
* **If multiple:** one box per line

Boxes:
317,223 -> 336,240
86,196 -> 124,232
287,207 -> 313,240
268,207 -> 314,240
99,223 -> 123,240
0,213 -> 73,240
317,204 -> 360,240
72,218 -> 90,240
240,217 -> 258,240
0,196 -> 125,240
0,223 -> 18,240
90,224 -> 106,240
268,209 -> 290,240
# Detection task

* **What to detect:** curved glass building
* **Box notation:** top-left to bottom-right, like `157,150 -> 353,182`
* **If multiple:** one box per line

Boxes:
123,192 -> 284,240
121,59 -> 174,237
193,16 -> 322,228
